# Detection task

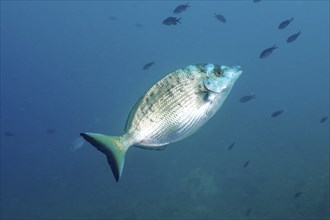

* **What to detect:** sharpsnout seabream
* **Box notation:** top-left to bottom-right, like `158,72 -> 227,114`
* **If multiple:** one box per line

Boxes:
81,64 -> 243,182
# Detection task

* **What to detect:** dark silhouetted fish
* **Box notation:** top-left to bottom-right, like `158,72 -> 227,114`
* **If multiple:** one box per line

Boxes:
287,31 -> 301,43
4,132 -> 15,137
243,160 -> 250,168
108,16 -> 117,21
271,110 -> 284,118
246,208 -> 252,216
320,116 -> 328,123
253,0 -> 261,3
173,3 -> 190,14
239,95 -> 255,103
162,17 -> 181,26
143,62 -> 155,70
46,128 -> 56,134
228,142 -> 235,150
134,23 -> 144,28
294,191 -> 302,198
214,13 -> 227,23
278,17 -> 294,29
259,45 -> 278,59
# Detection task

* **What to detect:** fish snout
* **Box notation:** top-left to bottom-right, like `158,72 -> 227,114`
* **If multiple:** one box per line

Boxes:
222,65 -> 242,79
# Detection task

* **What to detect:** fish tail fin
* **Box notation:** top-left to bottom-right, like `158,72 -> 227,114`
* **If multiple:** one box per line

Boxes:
273,44 -> 278,49
289,17 -> 294,22
80,132 -> 130,182
177,17 -> 182,23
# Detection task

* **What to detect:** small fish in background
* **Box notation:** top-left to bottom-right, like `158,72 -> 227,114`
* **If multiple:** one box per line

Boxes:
4,132 -> 15,137
278,17 -> 294,29
294,191 -> 303,198
228,142 -> 235,150
162,17 -> 181,26
173,3 -> 190,14
134,23 -> 144,28
320,116 -> 328,123
108,16 -> 117,21
243,160 -> 250,168
287,31 -> 301,43
253,0 -> 262,3
46,128 -> 56,134
271,110 -> 284,118
214,13 -> 227,23
239,94 -> 256,103
259,45 -> 278,59
246,208 -> 252,216
143,62 -> 155,70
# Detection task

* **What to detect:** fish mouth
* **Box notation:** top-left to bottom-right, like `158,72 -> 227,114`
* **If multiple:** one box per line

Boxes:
222,65 -> 243,79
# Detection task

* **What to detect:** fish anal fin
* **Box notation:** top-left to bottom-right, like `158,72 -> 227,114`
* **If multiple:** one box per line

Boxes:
134,144 -> 167,151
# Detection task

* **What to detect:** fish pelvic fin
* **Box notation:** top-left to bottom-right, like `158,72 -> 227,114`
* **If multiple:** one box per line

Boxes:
80,132 -> 130,182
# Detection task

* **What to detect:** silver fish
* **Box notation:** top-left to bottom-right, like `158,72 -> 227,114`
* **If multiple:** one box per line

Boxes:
81,64 -> 242,182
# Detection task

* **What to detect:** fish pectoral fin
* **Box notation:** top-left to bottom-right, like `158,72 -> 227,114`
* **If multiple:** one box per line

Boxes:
195,91 -> 209,102
80,132 -> 130,182
195,91 -> 217,106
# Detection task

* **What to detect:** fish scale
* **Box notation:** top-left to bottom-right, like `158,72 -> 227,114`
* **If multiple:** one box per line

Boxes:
80,64 -> 242,182
127,68 -> 206,147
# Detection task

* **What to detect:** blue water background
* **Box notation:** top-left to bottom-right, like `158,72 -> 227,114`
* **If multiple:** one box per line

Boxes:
1,1 -> 329,219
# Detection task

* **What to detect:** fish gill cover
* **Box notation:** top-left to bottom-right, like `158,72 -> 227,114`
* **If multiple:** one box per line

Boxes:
0,1 -> 329,220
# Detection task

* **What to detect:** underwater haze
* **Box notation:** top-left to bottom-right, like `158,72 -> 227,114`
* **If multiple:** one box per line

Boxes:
1,1 -> 329,219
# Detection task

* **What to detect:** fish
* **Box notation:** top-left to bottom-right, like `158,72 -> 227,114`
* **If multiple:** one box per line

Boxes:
108,16 -> 117,21
214,13 -> 227,23
259,45 -> 278,59
246,208 -> 252,216
228,142 -> 235,150
294,191 -> 302,198
162,17 -> 181,26
46,128 -> 56,134
239,94 -> 255,103
287,31 -> 301,43
134,23 -> 144,28
4,132 -> 15,137
243,160 -> 250,168
81,64 -> 243,182
173,3 -> 190,14
253,0 -> 262,3
278,17 -> 294,29
320,116 -> 328,123
271,110 -> 284,118
143,62 -> 155,70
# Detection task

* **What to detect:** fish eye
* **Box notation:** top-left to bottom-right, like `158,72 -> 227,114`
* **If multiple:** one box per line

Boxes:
213,67 -> 223,77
